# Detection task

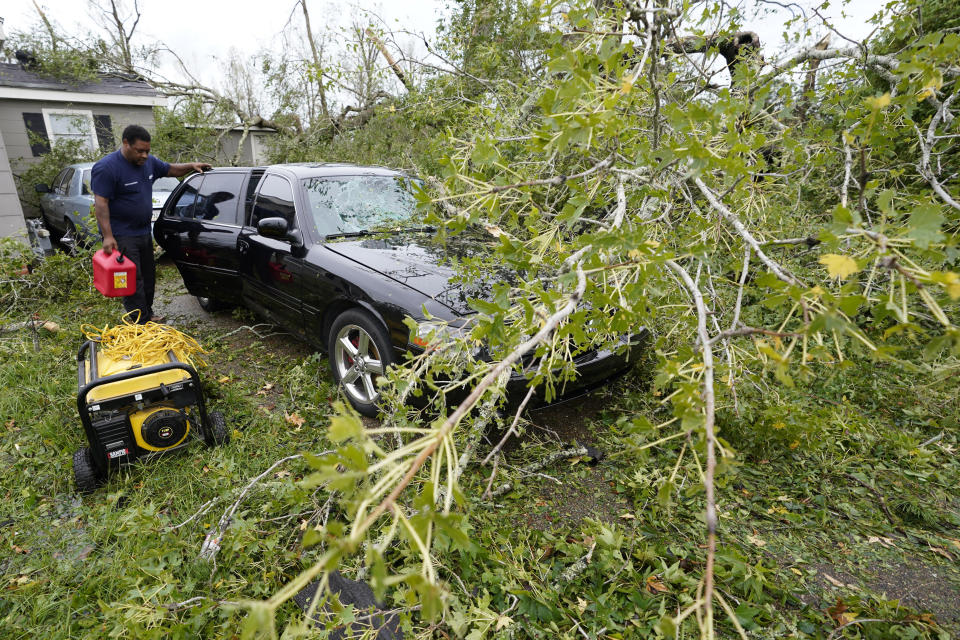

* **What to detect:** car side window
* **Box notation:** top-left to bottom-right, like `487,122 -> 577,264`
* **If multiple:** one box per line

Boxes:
192,173 -> 244,225
57,169 -> 75,196
50,169 -> 71,194
170,175 -> 202,219
81,169 -> 91,195
251,175 -> 296,229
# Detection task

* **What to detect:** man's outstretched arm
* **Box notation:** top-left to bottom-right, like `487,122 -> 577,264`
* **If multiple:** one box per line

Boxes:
167,162 -> 212,178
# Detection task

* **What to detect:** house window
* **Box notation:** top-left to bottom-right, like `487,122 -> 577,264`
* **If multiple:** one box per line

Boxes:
41,109 -> 98,152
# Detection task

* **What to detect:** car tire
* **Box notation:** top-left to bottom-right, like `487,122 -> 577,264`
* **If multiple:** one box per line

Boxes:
73,447 -> 101,494
205,410 -> 230,447
42,213 -> 64,242
328,309 -> 394,417
196,296 -> 229,313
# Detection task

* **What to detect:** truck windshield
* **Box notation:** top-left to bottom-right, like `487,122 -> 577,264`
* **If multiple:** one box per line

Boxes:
302,175 -> 422,236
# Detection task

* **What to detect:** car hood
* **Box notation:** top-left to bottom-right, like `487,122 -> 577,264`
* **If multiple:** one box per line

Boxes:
323,232 -> 511,315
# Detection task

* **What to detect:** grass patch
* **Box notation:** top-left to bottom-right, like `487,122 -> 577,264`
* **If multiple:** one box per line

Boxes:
0,251 -> 957,638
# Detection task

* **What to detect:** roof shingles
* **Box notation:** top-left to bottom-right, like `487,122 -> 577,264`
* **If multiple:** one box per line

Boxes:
0,63 -> 161,98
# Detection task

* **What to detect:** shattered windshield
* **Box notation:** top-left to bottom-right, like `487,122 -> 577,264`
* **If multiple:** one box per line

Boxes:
302,175 -> 422,237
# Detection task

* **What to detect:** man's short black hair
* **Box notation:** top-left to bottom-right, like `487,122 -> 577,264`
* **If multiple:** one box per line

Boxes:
122,124 -> 151,145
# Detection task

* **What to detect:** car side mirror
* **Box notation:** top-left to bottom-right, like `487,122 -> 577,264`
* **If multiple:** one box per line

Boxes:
35,183 -> 50,193
257,217 -> 289,239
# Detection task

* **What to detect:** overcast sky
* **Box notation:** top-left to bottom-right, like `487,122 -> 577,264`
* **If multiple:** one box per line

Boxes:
4,0 -> 880,89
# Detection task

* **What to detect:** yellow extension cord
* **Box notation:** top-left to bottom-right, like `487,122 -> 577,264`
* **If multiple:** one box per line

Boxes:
81,313 -> 209,369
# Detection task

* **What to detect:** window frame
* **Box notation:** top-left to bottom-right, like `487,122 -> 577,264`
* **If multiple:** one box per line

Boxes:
251,173 -> 298,230
41,108 -> 98,152
168,173 -> 204,220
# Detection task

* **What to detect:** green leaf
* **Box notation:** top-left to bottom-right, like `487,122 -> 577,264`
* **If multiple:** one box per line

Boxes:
329,403 -> 364,442
907,203 -> 944,248
302,527 -> 324,548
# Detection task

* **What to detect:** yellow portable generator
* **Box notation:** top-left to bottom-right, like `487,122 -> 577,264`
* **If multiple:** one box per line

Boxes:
73,326 -> 228,493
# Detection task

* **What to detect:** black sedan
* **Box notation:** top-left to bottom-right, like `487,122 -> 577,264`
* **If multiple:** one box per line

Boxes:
154,163 -> 643,416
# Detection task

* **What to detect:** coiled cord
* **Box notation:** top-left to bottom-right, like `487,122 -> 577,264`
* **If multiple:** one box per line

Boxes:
81,313 -> 209,368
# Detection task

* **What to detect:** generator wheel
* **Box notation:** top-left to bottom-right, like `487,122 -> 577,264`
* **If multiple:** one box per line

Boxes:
73,447 -> 101,494
206,411 -> 230,447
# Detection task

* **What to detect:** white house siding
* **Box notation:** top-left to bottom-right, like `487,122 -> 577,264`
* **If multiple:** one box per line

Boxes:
0,127 -> 26,238
0,99 -> 157,176
0,99 -> 157,222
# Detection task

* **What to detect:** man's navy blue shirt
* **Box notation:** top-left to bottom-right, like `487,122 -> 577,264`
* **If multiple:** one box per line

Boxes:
91,150 -> 170,237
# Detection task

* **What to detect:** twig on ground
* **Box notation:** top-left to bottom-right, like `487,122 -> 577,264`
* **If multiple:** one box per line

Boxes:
827,619 -> 889,640
199,453 -> 328,562
919,432 -> 944,448
842,473 -> 905,535
163,595 -> 242,611
487,446 -> 592,499
215,323 -> 277,341
556,542 -> 597,585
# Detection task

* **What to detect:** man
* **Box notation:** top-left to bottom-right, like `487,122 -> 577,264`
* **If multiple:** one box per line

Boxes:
91,125 -> 211,323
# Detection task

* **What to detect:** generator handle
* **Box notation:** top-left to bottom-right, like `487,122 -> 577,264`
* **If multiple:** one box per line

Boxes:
77,361 -> 202,412
77,340 -> 99,391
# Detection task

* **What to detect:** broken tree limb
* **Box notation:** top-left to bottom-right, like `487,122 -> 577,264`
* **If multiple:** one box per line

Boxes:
366,27 -> 411,91
357,266 -> 588,532
199,453 -> 330,562
665,31 -> 763,79
666,259 -> 717,632
557,541 -> 597,584
486,445 -> 601,499
0,319 -> 59,333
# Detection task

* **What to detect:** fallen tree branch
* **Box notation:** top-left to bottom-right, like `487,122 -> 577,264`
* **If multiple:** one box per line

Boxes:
486,445 -> 597,499
199,453 -> 328,562
692,176 -> 803,286
0,319 -> 59,333
666,259 -> 717,633
486,156 -> 613,194
357,265 -> 587,532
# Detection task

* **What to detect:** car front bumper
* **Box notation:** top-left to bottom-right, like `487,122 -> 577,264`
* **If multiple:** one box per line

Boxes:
404,330 -> 648,410
503,330 -> 648,408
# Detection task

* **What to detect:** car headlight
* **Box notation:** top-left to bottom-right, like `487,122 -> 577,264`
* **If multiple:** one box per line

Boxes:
411,321 -> 463,348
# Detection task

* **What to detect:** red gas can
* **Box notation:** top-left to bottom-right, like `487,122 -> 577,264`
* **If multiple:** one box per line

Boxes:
92,249 -> 137,297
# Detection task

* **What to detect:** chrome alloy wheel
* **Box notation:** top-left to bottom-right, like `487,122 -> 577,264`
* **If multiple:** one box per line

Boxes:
333,323 -> 385,404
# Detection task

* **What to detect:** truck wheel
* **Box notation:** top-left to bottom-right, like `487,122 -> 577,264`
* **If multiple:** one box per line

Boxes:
328,309 -> 394,417
73,447 -> 101,494
206,411 -> 230,446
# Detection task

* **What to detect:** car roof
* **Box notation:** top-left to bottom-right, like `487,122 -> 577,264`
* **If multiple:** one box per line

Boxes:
67,162 -> 96,170
267,163 -> 410,179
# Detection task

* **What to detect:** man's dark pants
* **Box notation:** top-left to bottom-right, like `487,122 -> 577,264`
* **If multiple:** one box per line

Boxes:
115,234 -> 155,324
